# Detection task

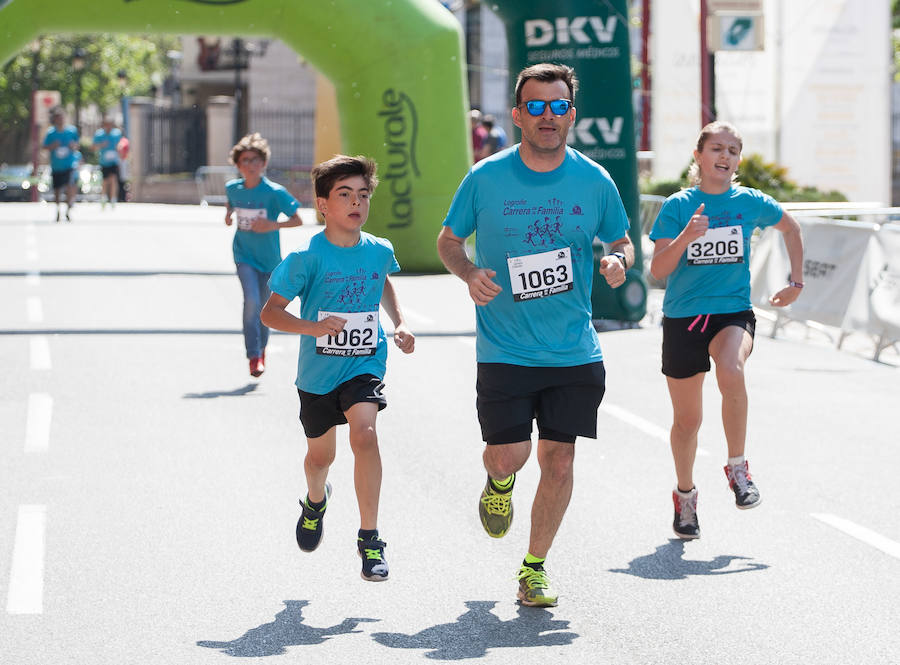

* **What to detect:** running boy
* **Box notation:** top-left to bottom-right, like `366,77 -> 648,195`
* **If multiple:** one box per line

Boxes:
42,107 -> 79,222
649,121 -> 803,539
225,133 -> 303,378
260,155 -> 415,581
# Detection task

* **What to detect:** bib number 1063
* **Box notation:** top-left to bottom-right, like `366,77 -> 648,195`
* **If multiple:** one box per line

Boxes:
507,247 -> 574,302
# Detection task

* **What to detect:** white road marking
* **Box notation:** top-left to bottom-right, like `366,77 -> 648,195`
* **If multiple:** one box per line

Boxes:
26,249 -> 38,262
25,393 -> 53,453
600,403 -> 709,456
811,513 -> 900,560
6,505 -> 47,615
26,297 -> 43,323
30,336 -> 51,370
26,271 -> 41,287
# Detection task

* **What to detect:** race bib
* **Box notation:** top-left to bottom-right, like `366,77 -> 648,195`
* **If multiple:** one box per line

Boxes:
103,149 -> 118,163
234,207 -> 267,231
316,310 -> 379,357
687,225 -> 744,265
507,247 -> 574,302
54,146 -> 70,159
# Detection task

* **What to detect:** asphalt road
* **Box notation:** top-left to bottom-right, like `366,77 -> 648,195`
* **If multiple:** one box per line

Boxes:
1,201 -> 898,664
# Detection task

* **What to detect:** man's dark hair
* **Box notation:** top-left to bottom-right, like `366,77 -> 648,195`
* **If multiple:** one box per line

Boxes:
514,63 -> 578,107
311,154 -> 379,199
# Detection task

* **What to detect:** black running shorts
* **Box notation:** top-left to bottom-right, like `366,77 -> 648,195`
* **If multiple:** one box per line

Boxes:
476,362 -> 606,445
101,164 -> 120,180
51,168 -> 72,190
661,310 -> 756,379
297,374 -> 387,439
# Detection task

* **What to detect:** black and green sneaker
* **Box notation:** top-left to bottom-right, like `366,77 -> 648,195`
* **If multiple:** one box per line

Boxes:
478,474 -> 515,538
357,537 -> 389,582
296,483 -> 331,552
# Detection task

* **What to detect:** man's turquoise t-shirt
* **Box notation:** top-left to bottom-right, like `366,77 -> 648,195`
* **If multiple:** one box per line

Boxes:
443,145 -> 630,367
226,176 -> 300,272
268,230 -> 401,395
92,128 -> 123,167
649,185 -> 783,318
43,126 -> 80,172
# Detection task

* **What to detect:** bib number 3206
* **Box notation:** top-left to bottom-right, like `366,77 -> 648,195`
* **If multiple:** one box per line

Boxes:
316,310 -> 378,356
507,247 -> 574,302
687,225 -> 744,265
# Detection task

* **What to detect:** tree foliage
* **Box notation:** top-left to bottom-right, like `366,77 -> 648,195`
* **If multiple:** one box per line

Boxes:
0,34 -> 178,160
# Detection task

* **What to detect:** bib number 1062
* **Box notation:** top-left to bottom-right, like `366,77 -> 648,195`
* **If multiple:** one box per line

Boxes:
316,310 -> 378,357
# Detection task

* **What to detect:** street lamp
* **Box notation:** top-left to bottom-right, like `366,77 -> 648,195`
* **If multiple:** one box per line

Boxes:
72,47 -> 86,132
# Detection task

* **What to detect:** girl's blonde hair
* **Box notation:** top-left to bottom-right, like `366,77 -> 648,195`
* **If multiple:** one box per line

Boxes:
688,121 -> 742,186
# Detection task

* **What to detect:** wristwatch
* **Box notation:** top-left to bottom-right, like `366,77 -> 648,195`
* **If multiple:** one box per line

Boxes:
789,281 -> 804,289
609,252 -> 627,270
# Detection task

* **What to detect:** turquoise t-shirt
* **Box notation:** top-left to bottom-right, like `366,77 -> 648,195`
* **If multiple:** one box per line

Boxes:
43,126 -> 80,172
649,185 -> 784,317
92,128 -> 123,167
268,230 -> 401,395
225,176 -> 300,272
443,145 -> 630,366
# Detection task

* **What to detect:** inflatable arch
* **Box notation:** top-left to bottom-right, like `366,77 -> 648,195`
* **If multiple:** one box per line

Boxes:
0,0 -> 471,272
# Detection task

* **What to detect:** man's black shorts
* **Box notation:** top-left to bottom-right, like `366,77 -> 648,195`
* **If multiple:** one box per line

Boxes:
101,164 -> 120,180
51,169 -> 72,190
661,310 -> 756,379
476,362 -> 606,445
297,374 -> 387,439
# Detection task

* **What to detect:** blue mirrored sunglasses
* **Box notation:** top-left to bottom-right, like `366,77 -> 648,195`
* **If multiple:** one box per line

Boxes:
521,99 -> 573,116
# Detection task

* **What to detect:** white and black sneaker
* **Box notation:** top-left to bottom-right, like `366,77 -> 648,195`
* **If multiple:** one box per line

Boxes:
724,461 -> 761,509
672,487 -> 700,539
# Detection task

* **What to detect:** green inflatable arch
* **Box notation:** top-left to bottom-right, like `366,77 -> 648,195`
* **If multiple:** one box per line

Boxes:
0,0 -> 471,271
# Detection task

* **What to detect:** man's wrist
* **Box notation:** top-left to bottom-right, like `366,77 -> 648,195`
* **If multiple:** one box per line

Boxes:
609,251 -> 627,270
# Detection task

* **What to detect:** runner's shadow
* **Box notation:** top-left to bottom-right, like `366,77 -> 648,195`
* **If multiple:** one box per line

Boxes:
183,383 -> 259,399
609,539 -> 769,580
196,600 -> 377,657
372,600 -> 577,660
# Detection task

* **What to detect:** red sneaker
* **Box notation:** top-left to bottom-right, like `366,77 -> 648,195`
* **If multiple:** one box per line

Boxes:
249,356 -> 265,377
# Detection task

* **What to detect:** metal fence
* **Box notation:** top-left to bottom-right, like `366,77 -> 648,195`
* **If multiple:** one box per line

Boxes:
143,106 -> 207,175
248,109 -> 315,171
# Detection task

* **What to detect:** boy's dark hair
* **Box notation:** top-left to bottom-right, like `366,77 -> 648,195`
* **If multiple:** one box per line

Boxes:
229,132 -> 271,165
514,63 -> 578,107
311,154 -> 379,199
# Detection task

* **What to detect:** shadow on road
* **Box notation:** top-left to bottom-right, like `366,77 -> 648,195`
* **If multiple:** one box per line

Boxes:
609,539 -> 769,579
372,600 -> 577,660
183,383 -> 260,399
196,600 -> 377,657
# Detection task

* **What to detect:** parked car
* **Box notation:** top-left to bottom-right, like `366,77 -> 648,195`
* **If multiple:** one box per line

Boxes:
0,164 -> 39,202
38,164 -> 103,202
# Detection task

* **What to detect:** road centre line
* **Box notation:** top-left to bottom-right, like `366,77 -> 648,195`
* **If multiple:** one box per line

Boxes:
811,513 -> 900,560
30,336 -> 51,370
600,403 -> 709,456
25,393 -> 53,453
6,505 -> 47,615
26,270 -> 41,287
26,297 -> 43,323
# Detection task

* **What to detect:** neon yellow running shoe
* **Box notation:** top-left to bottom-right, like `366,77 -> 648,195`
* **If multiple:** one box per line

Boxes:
516,565 -> 558,607
478,475 -> 514,538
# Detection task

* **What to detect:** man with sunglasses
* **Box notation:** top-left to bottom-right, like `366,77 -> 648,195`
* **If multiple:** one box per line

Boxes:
437,63 -> 633,607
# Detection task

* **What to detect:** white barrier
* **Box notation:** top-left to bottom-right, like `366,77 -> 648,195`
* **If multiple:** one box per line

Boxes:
750,213 -> 900,361
195,165 -> 237,206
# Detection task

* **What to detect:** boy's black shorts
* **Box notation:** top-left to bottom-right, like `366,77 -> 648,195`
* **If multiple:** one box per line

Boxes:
51,168 -> 72,190
101,164 -> 120,180
476,362 -> 606,445
661,310 -> 756,379
297,374 -> 387,439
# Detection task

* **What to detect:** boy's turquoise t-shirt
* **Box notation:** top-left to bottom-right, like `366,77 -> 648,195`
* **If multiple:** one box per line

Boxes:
43,126 -> 80,171
442,145 -> 630,367
225,176 -> 300,272
268,230 -> 401,395
92,128 -> 123,166
649,185 -> 783,318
